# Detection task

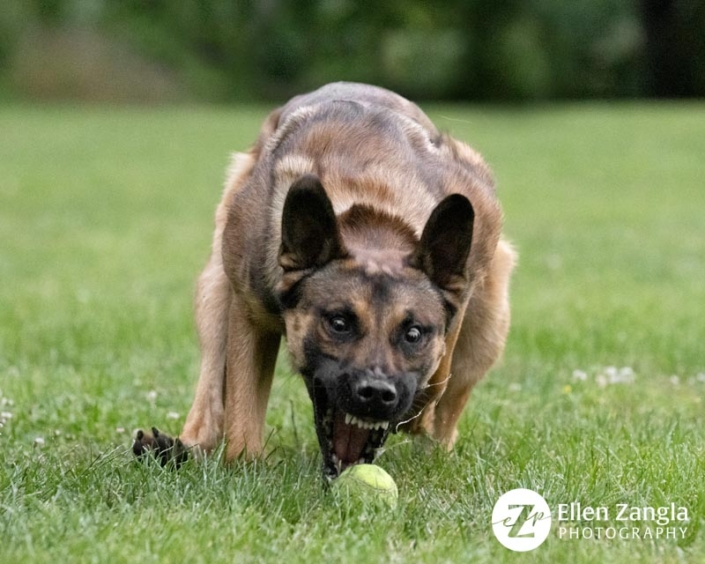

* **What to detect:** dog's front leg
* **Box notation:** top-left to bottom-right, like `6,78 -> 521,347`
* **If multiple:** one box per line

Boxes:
178,152 -> 258,457
222,295 -> 281,461
179,250 -> 232,455
432,239 -> 516,449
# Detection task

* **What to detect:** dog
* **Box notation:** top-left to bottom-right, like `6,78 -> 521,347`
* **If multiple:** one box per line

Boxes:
133,82 -> 516,478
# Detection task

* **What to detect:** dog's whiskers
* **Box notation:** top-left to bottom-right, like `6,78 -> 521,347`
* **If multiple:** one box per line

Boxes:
393,375 -> 452,433
419,373 -> 452,391
394,409 -> 425,432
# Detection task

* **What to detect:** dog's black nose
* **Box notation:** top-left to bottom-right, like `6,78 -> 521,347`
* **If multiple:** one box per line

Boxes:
351,374 -> 398,415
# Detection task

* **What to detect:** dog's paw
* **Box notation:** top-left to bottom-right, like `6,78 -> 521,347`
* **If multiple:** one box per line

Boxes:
132,427 -> 188,468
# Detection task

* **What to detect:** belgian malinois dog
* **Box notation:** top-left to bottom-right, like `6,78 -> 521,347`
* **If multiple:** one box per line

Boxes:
134,82 -> 516,478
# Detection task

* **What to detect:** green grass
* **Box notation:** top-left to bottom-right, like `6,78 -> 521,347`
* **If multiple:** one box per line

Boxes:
1,102 -> 704,563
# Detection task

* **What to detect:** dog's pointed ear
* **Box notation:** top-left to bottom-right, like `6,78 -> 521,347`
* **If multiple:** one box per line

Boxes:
410,194 -> 474,301
279,174 -> 347,272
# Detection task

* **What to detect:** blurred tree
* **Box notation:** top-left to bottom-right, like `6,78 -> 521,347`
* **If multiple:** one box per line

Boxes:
641,0 -> 705,97
1,0 -> 703,101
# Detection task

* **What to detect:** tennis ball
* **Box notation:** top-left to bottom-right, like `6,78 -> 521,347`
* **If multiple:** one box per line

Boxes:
334,464 -> 398,509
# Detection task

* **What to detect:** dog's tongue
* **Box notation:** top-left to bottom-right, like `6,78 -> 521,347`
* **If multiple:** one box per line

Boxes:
333,410 -> 370,464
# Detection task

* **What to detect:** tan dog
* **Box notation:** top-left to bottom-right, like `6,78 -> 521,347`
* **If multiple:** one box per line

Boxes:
134,82 -> 516,477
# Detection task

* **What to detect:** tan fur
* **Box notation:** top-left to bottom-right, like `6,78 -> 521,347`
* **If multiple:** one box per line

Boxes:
412,238 -> 517,446
172,83 -> 515,461
179,151 -> 256,454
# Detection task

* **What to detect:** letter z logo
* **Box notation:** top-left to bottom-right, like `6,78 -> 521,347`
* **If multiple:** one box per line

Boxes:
492,489 -> 552,552
507,504 -> 538,538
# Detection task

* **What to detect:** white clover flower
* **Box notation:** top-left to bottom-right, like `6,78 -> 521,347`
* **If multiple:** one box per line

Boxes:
596,366 -> 635,385
572,370 -> 588,381
615,367 -> 635,384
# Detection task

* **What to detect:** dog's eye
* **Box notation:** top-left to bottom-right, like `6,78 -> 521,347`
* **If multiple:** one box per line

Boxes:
328,315 -> 352,334
404,326 -> 423,344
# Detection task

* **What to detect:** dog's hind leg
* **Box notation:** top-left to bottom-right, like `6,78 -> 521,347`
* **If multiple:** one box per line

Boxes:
432,239 -> 516,449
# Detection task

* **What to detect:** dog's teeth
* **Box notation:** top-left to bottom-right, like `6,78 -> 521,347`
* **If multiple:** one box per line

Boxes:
343,415 -> 390,431
349,415 -> 364,429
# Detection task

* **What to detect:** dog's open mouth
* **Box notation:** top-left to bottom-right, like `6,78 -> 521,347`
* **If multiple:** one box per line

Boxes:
319,407 -> 391,477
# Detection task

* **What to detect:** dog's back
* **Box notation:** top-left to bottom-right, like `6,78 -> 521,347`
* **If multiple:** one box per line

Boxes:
237,82 -> 503,302
277,82 -> 439,136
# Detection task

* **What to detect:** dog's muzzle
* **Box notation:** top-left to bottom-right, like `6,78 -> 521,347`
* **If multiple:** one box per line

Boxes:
308,366 -> 416,477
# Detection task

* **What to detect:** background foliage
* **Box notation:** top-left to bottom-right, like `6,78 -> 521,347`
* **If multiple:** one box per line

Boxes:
2,0 -> 704,102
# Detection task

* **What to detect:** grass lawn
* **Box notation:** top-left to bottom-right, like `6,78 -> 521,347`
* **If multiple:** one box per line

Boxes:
1,101 -> 704,563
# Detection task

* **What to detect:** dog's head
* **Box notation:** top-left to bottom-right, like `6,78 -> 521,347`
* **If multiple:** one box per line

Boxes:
277,174 -> 474,477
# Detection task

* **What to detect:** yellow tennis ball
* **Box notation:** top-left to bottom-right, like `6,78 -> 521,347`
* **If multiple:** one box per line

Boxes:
334,464 -> 398,509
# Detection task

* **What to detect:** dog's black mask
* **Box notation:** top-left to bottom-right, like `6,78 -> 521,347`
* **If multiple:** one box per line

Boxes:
303,357 -> 417,477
